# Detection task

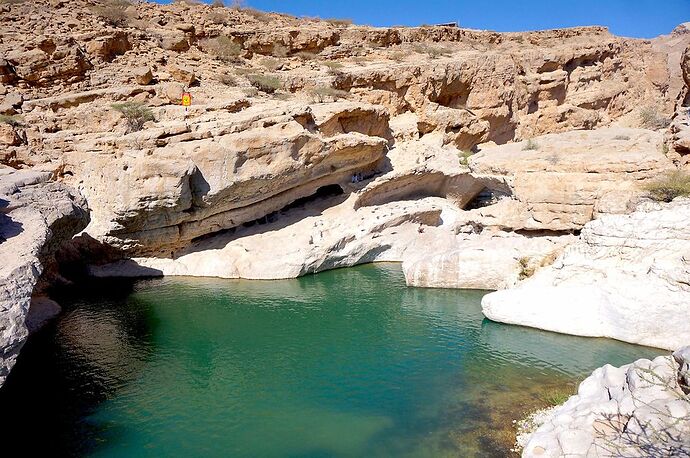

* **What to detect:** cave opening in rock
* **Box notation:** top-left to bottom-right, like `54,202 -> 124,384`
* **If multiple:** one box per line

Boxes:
242,184 -> 346,228
463,187 -> 511,210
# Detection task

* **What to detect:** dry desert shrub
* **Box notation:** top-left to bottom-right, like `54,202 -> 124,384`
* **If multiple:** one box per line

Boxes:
639,106 -> 671,130
90,0 -> 131,27
324,18 -> 353,27
204,36 -> 243,62
295,51 -> 318,60
643,170 -> 690,202
259,57 -> 282,71
0,114 -> 24,127
247,74 -> 281,93
522,138 -> 539,150
322,60 -> 344,75
308,86 -> 349,102
412,43 -> 452,58
272,44 -> 289,58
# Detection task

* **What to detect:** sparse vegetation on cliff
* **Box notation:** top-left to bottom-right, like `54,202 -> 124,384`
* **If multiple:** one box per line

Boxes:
0,115 -> 23,127
111,102 -> 155,133
639,106 -> 671,130
205,36 -> 243,62
644,170 -> 690,202
247,74 -> 282,93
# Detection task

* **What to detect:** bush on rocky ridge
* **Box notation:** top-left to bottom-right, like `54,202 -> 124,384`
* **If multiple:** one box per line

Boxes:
112,102 -> 155,133
644,170 -> 690,202
247,74 -> 281,93
639,106 -> 671,130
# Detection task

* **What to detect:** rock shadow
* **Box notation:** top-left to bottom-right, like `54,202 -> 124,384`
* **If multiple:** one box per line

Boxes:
0,198 -> 23,243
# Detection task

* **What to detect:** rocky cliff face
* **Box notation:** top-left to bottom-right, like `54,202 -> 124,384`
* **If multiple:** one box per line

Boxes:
1,0 -> 687,261
0,167 -> 88,386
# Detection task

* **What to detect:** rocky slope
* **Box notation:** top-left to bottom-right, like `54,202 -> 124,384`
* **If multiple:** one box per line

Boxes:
0,167 -> 87,386
520,347 -> 690,457
0,0 -> 687,261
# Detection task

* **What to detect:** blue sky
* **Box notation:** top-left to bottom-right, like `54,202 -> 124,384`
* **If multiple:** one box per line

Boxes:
155,0 -> 690,38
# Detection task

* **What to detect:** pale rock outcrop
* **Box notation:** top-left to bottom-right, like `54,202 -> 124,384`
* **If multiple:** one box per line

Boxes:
469,128 -> 675,231
63,103 -> 389,255
521,349 -> 690,457
0,167 -> 88,387
402,232 -> 572,290
482,198 -> 690,350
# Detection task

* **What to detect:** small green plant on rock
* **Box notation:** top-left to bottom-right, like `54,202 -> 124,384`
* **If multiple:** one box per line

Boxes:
458,150 -> 473,166
518,256 -> 536,280
112,102 -> 154,133
639,106 -> 671,130
643,170 -> 690,202
247,74 -> 281,93
541,389 -> 573,406
522,138 -> 539,151
0,114 -> 24,128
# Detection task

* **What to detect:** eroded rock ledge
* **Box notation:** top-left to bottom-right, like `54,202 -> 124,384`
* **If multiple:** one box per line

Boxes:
0,167 -> 88,386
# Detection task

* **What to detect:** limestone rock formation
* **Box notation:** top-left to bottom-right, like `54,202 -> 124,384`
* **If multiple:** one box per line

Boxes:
0,167 -> 88,387
521,349 -> 690,457
482,198 -> 690,350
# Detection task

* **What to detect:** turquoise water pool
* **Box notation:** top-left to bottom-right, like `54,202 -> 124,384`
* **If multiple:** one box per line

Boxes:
0,263 -> 661,457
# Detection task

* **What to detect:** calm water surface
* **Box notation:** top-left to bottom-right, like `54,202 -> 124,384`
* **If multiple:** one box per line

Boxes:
0,264 -> 661,457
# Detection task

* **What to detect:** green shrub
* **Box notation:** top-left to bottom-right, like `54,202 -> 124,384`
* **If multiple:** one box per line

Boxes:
322,60 -> 344,75
639,106 -> 671,130
247,74 -> 281,93
458,150 -> 473,166
522,139 -> 539,151
644,170 -> 690,202
0,114 -> 23,127
112,102 -> 154,132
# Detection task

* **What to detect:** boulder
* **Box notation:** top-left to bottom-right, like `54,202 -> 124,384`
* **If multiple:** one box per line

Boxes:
167,64 -> 196,86
133,66 -> 154,85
